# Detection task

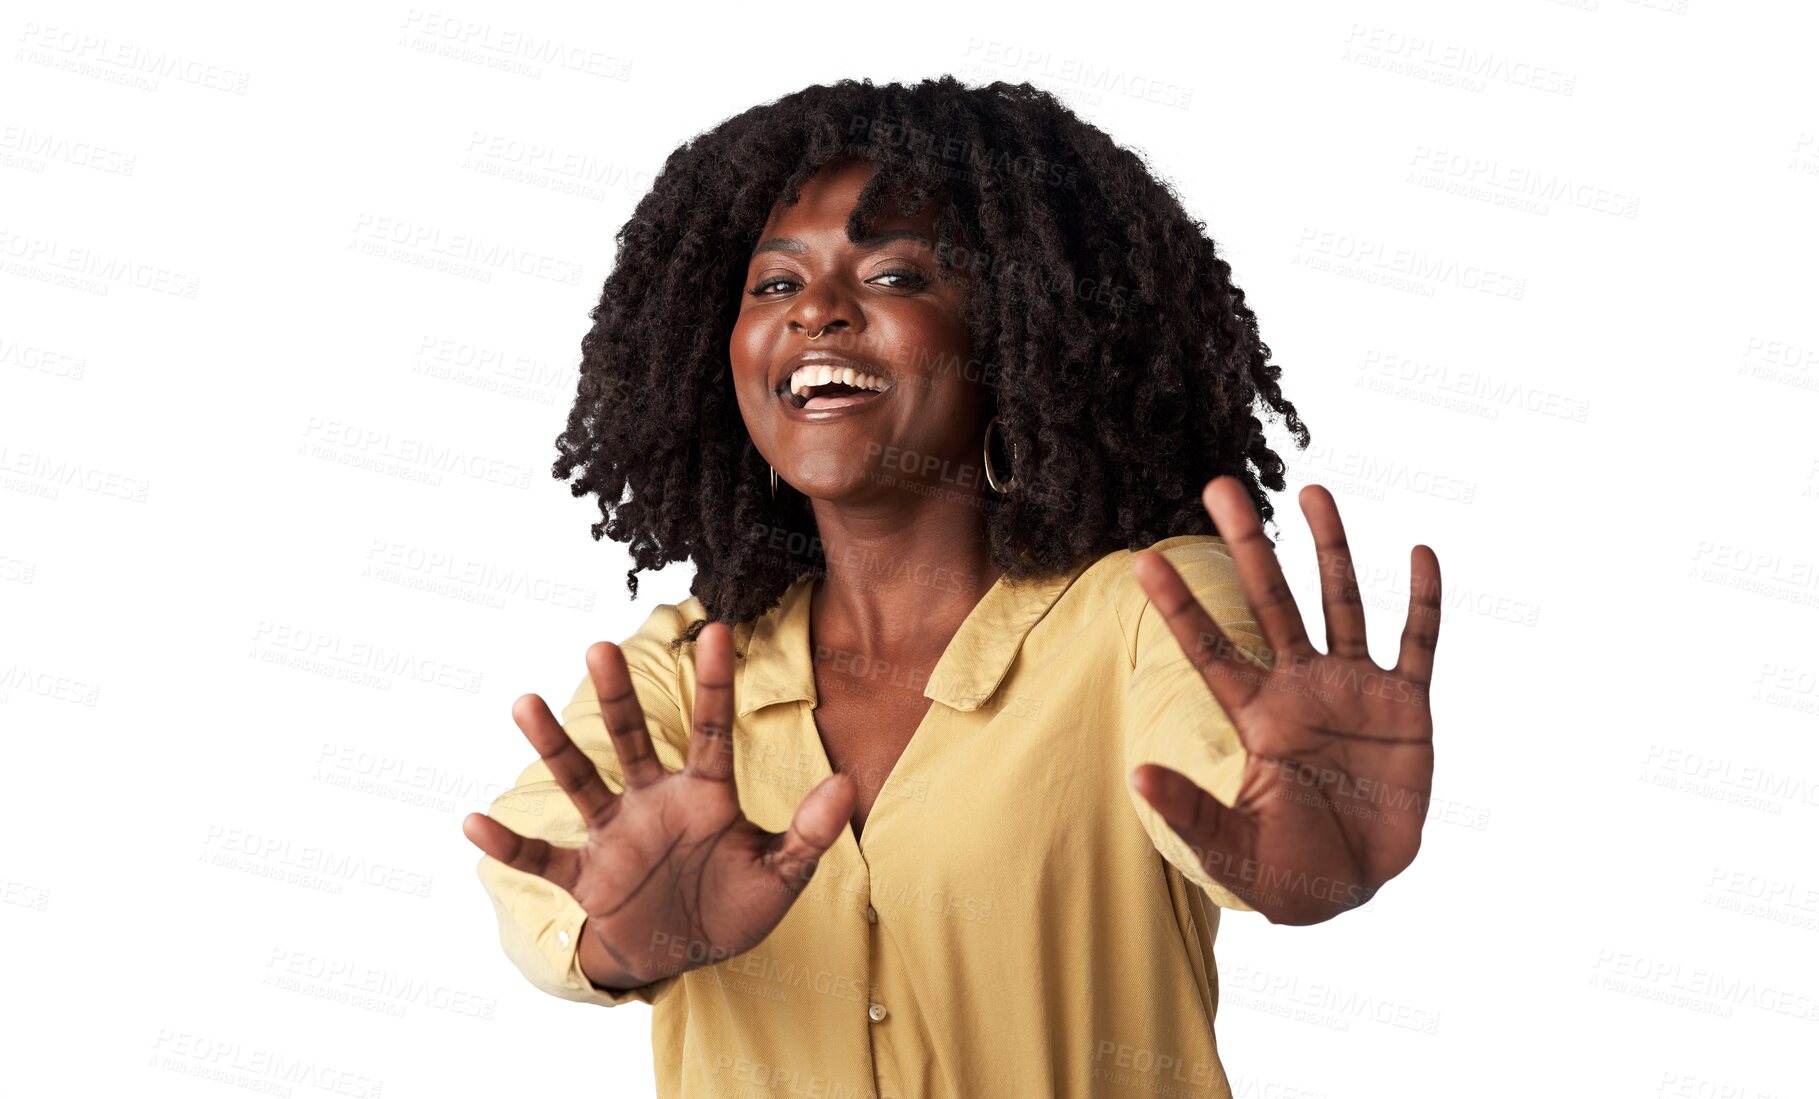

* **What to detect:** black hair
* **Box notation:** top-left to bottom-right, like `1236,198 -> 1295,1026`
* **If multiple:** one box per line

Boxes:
551,75 -> 1309,652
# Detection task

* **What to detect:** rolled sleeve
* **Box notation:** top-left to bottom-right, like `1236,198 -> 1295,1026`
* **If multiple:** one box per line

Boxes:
476,842 -> 677,1006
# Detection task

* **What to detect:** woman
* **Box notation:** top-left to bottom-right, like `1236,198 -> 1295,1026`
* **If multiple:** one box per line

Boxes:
461,76 -> 1442,1098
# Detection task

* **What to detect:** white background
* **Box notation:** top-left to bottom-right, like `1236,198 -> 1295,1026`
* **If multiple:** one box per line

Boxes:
3,0 -> 1817,1095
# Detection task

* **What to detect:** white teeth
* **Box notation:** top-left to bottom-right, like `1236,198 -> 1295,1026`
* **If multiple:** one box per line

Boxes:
788,363 -> 891,397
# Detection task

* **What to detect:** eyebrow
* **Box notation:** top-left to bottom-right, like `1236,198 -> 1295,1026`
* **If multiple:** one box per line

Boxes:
751,229 -> 933,257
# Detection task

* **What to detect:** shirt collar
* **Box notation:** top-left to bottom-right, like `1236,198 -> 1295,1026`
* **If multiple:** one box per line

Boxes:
737,558 -> 1098,717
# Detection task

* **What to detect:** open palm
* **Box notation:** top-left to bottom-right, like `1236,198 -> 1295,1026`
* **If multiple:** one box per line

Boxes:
462,623 -> 856,987
1128,477 -> 1442,925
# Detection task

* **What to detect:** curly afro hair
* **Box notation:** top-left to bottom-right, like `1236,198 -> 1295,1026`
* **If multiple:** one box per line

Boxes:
552,74 -> 1310,653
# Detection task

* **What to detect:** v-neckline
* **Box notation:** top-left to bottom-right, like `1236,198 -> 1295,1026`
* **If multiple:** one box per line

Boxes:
797,570 -> 1002,852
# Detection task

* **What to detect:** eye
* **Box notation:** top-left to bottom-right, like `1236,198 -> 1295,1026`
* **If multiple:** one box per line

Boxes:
871,267 -> 928,290
748,276 -> 798,297
747,268 -> 929,298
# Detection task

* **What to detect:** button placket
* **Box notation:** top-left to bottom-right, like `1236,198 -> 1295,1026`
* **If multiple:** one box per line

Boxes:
863,893 -> 885,1024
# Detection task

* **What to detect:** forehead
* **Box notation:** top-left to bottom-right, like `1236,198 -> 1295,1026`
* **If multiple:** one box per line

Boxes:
759,157 -> 939,240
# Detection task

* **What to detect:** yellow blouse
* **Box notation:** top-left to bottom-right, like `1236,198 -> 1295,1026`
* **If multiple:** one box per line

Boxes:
475,534 -> 1270,1098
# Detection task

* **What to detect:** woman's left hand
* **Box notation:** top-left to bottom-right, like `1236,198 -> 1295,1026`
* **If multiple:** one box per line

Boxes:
1128,476 -> 1443,925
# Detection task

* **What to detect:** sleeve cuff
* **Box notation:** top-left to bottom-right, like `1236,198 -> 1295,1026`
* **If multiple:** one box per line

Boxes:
476,853 -> 680,1009
552,901 -> 681,1007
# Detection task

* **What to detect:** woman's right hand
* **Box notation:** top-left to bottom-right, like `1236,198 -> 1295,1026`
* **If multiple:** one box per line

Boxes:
461,622 -> 856,989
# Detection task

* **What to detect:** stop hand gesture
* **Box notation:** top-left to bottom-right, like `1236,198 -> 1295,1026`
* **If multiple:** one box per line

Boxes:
462,624 -> 857,989
1128,478 -> 1443,925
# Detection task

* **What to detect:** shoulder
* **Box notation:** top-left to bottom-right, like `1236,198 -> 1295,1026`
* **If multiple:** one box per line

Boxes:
555,587 -> 787,725
1070,535 -> 1254,667
1077,533 -> 1242,612
559,594 -> 708,718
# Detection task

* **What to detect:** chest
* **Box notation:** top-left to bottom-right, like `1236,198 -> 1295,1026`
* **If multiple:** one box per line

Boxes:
809,657 -> 938,840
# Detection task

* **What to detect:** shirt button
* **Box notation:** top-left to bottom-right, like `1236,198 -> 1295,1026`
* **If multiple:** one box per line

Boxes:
868,1002 -> 888,1022
556,930 -> 572,948
865,904 -> 878,924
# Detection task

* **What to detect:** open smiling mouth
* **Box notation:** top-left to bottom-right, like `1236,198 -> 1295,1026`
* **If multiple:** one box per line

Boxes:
779,365 -> 896,415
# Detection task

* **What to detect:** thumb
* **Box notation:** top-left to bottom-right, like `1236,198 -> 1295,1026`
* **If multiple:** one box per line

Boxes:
768,771 -> 856,892
1128,763 -> 1251,872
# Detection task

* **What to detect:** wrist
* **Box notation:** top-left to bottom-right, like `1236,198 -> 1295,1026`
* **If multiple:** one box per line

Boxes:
576,918 -> 655,991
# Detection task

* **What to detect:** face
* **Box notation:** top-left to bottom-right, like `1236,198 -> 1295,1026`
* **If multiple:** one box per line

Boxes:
730,157 -> 987,509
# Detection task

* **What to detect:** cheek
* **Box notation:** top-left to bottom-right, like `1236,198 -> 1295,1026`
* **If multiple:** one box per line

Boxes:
729,313 -> 761,368
728,319 -> 771,397
900,380 -> 989,449
730,373 -> 774,447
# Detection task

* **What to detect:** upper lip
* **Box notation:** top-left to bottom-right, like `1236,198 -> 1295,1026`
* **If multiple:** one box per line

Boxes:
774,350 -> 893,396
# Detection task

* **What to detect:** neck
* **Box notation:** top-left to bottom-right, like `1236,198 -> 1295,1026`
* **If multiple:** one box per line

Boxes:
807,498 -> 1002,654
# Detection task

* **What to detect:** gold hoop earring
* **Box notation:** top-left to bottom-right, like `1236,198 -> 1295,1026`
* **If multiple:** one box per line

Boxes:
769,464 -> 779,500
983,416 -> 1019,494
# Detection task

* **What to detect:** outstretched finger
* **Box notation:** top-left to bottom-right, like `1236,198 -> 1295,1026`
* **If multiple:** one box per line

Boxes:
1396,544 -> 1443,687
1299,484 -> 1369,660
461,811 -> 583,894
586,641 -> 668,790
1204,476 -> 1313,656
684,622 -> 738,785
1131,548 -> 1266,717
512,692 -> 618,830
766,772 -> 856,894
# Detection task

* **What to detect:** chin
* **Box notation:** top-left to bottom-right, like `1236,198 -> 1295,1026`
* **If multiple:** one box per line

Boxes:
775,462 -> 896,501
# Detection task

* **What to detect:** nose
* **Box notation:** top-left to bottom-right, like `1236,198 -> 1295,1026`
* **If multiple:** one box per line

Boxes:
785,281 -> 859,342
